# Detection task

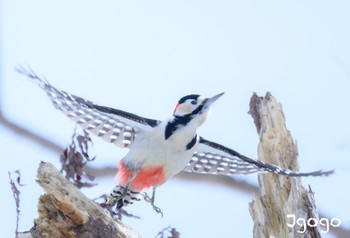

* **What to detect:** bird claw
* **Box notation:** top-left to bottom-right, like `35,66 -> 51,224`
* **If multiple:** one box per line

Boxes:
143,192 -> 151,203
142,190 -> 163,217
152,204 -> 163,217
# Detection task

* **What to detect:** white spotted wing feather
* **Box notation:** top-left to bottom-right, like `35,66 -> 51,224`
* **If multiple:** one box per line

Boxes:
186,137 -> 260,175
185,137 -> 333,177
18,67 -> 159,149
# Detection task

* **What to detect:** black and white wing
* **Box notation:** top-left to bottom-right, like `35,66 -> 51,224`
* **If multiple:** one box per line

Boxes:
18,66 -> 160,149
184,137 -> 333,177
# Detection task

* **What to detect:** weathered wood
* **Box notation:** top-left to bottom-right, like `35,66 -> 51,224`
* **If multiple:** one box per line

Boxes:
28,162 -> 141,238
248,92 -> 321,238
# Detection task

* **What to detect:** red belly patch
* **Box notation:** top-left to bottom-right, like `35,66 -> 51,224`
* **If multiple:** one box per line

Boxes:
116,161 -> 166,192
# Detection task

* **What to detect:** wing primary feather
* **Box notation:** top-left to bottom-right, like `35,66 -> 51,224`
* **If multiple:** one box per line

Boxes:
17,66 -> 159,149
192,137 -> 333,177
17,66 -> 159,127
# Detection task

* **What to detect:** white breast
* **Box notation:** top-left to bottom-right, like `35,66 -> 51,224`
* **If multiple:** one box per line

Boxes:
122,121 -> 197,180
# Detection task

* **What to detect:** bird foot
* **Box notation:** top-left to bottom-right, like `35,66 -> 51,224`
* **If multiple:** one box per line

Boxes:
143,192 -> 163,217
152,205 -> 163,217
106,185 -> 130,210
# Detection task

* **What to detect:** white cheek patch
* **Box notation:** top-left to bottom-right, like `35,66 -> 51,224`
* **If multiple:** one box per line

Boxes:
177,103 -> 192,115
180,104 -> 193,114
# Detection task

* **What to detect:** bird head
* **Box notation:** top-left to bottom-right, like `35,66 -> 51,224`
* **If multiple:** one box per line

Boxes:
173,92 -> 224,126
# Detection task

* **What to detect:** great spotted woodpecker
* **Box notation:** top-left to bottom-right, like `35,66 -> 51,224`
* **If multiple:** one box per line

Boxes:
18,67 -> 332,215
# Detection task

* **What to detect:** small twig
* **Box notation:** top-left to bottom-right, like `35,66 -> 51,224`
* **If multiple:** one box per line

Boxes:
8,170 -> 25,237
155,226 -> 180,238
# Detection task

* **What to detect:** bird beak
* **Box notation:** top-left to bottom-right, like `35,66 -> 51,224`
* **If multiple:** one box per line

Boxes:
205,92 -> 225,105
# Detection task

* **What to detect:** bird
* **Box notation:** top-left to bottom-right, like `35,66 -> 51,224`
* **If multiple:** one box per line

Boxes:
18,66 -> 333,215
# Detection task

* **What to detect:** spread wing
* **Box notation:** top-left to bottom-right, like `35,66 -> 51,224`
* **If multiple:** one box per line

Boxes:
17,66 -> 160,149
184,137 -> 333,177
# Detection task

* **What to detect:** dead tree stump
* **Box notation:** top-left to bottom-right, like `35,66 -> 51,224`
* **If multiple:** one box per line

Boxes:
27,162 -> 141,238
248,92 -> 321,238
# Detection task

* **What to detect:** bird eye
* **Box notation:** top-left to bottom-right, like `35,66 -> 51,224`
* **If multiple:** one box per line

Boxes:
191,100 -> 197,105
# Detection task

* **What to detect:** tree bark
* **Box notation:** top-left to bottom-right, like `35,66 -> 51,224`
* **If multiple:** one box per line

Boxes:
26,162 -> 141,238
248,92 -> 321,238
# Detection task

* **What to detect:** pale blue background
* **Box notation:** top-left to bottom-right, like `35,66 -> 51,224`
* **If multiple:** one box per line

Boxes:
1,1 -> 349,237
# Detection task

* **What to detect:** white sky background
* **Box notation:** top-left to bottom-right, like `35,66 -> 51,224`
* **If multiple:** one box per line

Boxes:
1,0 -> 350,237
